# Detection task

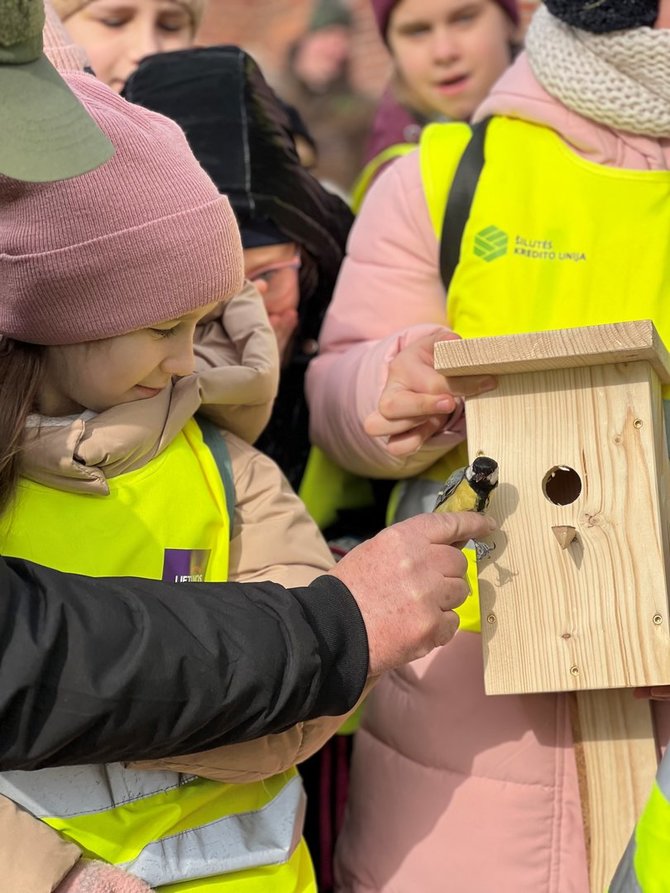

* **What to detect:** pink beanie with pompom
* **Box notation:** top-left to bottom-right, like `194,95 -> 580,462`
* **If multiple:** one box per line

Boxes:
0,71 -> 243,345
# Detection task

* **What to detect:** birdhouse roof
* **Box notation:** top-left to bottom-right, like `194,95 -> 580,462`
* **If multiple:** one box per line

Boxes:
434,320 -> 670,383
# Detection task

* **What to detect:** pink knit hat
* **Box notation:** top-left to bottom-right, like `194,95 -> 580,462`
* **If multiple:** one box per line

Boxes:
43,0 -> 89,72
371,0 -> 520,39
0,70 -> 244,345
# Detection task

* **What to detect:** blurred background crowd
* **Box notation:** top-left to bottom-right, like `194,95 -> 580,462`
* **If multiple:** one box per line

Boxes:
189,0 -> 538,193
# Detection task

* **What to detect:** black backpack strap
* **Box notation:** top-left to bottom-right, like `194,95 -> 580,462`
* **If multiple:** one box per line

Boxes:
439,116 -> 491,294
194,414 -> 235,525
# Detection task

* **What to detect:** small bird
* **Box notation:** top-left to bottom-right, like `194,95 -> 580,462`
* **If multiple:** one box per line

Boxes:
433,456 -> 499,559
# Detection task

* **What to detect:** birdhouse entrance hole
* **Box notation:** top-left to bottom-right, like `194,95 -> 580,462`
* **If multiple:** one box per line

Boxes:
542,465 -> 582,506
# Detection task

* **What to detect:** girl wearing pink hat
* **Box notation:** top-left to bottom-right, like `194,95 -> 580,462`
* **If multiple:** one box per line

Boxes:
355,0 -> 520,202
0,70 -> 366,893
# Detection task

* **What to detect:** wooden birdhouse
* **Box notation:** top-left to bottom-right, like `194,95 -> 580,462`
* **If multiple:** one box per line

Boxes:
435,320 -> 670,891
435,320 -> 670,696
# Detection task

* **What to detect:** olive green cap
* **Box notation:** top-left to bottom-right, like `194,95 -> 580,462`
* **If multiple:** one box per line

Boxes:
0,0 -> 114,182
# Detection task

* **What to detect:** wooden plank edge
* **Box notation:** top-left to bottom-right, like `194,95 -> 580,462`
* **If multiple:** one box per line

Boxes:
434,320 -> 670,383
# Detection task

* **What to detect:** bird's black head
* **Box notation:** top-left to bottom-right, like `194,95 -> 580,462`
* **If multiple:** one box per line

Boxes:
468,457 -> 499,490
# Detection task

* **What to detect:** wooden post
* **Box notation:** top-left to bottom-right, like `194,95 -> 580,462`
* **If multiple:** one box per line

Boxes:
434,321 -> 670,891
572,691 -> 657,891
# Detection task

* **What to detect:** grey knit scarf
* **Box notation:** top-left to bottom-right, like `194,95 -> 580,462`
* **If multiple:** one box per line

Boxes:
526,5 -> 670,137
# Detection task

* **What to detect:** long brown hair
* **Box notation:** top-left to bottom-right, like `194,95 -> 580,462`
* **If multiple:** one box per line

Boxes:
0,339 -> 45,515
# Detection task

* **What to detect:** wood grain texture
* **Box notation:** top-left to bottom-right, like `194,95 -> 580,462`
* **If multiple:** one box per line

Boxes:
434,320 -> 670,383
571,691 -> 657,893
466,362 -> 670,694
434,322 -> 668,891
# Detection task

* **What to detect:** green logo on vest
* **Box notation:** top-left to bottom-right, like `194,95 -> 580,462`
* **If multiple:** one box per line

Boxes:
474,226 -> 508,262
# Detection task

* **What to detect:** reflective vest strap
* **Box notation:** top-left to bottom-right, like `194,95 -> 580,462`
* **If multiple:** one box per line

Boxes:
44,772 -> 293,862
439,117 -> 491,294
194,414 -> 235,522
42,771 -> 303,888
609,837 -> 642,892
350,143 -> 418,213
419,121 -> 473,240
158,837 -> 316,893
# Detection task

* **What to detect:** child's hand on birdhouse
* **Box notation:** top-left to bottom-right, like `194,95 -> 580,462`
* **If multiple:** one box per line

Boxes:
364,330 -> 497,456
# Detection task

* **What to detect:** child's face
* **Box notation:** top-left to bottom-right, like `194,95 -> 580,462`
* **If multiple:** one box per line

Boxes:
292,26 -> 351,92
245,242 -> 301,363
38,302 -> 219,416
64,0 -> 195,93
387,0 -> 517,121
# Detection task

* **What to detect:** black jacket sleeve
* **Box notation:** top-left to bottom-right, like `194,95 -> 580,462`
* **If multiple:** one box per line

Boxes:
0,557 -> 368,769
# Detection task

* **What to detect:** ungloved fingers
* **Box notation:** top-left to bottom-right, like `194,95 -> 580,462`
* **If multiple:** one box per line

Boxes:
439,576 -> 471,611
434,610 -> 461,647
383,419 -> 448,455
377,388 -> 460,422
428,542 -> 470,580
444,374 -> 497,397
393,511 -> 496,547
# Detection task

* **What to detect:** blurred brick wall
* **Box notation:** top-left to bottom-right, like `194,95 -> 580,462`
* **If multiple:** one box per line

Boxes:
197,0 -> 540,98
197,0 -> 313,83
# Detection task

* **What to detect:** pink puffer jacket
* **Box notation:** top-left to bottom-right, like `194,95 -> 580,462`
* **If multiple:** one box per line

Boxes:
306,52 -> 670,892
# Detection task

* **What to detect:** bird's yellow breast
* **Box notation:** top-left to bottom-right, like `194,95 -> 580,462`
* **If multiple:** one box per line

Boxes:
434,478 -> 486,514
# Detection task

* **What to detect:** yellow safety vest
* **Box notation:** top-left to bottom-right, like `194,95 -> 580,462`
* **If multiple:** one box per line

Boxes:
418,114 -> 670,630
422,116 -> 670,346
0,418 -> 314,892
609,747 -> 670,891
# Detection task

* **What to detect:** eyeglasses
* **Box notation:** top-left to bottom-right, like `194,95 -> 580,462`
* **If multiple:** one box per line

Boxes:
248,254 -> 302,287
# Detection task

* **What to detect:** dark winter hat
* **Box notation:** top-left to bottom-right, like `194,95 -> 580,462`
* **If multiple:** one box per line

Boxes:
544,0 -> 657,32
309,0 -> 352,31
123,45 -> 353,286
279,99 -> 318,157
239,216 -> 292,249
371,0 -> 519,39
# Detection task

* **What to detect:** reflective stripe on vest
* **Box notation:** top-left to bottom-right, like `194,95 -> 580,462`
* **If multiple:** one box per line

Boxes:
415,115 -> 670,633
0,418 -> 310,891
0,767 -> 305,888
609,748 -> 670,891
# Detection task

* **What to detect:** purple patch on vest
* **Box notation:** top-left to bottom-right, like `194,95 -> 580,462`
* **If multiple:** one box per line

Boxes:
162,549 -> 211,583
